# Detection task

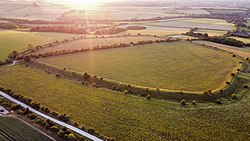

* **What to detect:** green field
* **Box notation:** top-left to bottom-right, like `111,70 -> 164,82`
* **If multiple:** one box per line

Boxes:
0,116 -> 52,141
0,65 -> 249,140
147,18 -> 235,31
33,36 -> 162,54
194,40 -> 250,58
38,41 -> 238,91
0,30 -> 78,61
229,36 -> 250,44
194,29 -> 227,36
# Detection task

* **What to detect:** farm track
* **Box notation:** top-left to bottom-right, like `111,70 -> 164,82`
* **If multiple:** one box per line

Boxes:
0,91 -> 103,141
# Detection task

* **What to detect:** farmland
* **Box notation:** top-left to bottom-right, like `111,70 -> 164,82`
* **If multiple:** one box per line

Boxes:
0,65 -> 249,141
0,30 -> 78,60
194,40 -> 250,58
33,36 -> 163,54
147,18 -> 235,31
0,116 -> 52,141
38,41 -> 238,91
228,36 -> 250,44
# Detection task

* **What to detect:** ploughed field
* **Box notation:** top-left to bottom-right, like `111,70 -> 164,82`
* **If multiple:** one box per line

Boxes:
0,30 -> 78,61
33,36 -> 163,54
38,41 -> 238,91
0,65 -> 249,141
0,116 -> 52,141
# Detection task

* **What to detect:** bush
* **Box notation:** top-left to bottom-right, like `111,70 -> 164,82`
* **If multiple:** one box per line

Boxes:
146,95 -> 151,100
68,133 -> 77,141
191,100 -> 196,105
92,83 -> 98,88
87,128 -> 95,134
11,104 -> 21,111
181,99 -> 186,105
50,126 -> 59,132
56,73 -> 61,78
24,55 -> 31,62
243,85 -> 249,89
231,73 -> 236,77
215,99 -> 223,105
124,90 -> 129,94
231,94 -> 237,100
28,113 -> 37,120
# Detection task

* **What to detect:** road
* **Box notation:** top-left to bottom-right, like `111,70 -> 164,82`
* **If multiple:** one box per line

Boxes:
0,91 -> 103,141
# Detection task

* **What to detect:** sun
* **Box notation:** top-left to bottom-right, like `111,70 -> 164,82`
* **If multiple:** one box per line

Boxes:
60,0 -> 102,9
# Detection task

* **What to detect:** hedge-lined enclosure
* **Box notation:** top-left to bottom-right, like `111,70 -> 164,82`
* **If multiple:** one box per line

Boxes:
37,41 -> 240,93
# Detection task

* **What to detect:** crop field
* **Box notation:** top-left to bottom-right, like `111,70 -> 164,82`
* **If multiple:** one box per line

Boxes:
0,65 -> 249,141
208,9 -> 246,14
147,18 -> 235,31
194,29 -> 227,36
194,40 -> 250,58
0,116 -> 52,141
38,41 -> 238,91
228,36 -> 250,44
33,36 -> 163,54
0,30 -> 78,60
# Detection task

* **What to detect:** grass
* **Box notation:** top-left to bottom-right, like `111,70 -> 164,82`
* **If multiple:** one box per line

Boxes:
194,40 -> 250,59
0,30 -> 78,61
228,36 -> 250,44
34,36 -> 163,54
0,116 -> 52,141
194,29 -> 228,36
38,41 -> 238,91
0,65 -> 249,140
147,18 -> 235,31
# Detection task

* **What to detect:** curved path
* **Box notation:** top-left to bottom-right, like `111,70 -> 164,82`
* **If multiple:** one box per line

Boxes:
0,91 -> 102,141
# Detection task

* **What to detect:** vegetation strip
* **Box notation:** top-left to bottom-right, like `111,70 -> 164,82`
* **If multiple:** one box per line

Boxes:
0,91 -> 103,141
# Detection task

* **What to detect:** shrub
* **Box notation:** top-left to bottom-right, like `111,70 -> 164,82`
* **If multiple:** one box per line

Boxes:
56,73 -> 61,78
232,54 -> 236,57
24,55 -> 31,62
92,83 -> 98,88
231,73 -> 236,77
83,72 -> 90,79
11,104 -> 21,111
124,90 -> 129,94
191,100 -> 197,105
28,113 -> 37,120
87,128 -> 95,134
243,85 -> 249,89
146,95 -> 151,100
181,99 -> 186,105
68,133 -> 77,141
156,88 -> 160,91
215,99 -> 223,105
50,126 -> 59,132
231,94 -> 237,100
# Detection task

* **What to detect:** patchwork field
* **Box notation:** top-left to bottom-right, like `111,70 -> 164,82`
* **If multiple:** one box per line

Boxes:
228,36 -> 250,44
0,30 -> 78,61
194,40 -> 250,58
0,65 -> 249,141
147,18 -> 235,31
0,116 -> 52,141
194,29 -> 228,36
38,41 -> 238,91
33,36 -> 163,54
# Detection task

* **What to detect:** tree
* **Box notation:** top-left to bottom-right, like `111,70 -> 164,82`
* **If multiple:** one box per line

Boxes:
24,56 -> 31,62
8,51 -> 19,60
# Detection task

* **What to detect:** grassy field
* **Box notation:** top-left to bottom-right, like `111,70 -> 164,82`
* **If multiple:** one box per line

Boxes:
194,29 -> 228,36
194,40 -> 250,59
147,18 -> 235,31
228,36 -> 250,44
38,41 -> 238,91
0,116 -> 52,141
0,65 -> 249,140
208,9 -> 246,14
0,30 -> 78,61
34,36 -> 163,54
